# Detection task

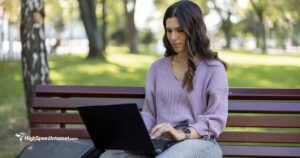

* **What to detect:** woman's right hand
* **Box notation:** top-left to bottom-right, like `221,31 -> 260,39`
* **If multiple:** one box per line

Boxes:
150,123 -> 186,141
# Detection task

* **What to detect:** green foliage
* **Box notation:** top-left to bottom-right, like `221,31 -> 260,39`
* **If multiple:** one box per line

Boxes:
110,28 -> 126,44
0,0 -> 20,24
45,0 -> 79,33
154,0 -> 209,15
140,29 -> 155,45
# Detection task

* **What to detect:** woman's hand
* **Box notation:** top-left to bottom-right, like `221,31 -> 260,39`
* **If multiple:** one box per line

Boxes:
150,123 -> 185,141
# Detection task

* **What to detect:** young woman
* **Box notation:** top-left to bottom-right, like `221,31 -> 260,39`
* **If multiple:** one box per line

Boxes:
101,1 -> 228,157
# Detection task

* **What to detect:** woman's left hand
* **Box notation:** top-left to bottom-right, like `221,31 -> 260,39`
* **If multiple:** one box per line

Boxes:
150,123 -> 185,141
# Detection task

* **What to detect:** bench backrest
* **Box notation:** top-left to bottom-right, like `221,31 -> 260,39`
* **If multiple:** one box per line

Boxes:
31,85 -> 300,146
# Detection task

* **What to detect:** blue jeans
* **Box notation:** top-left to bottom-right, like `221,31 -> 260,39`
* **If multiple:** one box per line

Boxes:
99,139 -> 223,158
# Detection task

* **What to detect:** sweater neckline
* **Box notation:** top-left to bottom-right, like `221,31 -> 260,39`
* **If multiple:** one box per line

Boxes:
168,57 -> 202,82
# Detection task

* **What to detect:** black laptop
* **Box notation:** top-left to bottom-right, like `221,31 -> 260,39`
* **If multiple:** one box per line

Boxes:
77,103 -> 176,157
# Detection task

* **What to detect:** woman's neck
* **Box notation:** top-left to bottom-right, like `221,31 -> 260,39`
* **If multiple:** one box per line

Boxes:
172,53 -> 200,64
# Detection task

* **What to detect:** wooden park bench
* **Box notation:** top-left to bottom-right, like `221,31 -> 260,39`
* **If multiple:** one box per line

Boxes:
29,85 -> 300,157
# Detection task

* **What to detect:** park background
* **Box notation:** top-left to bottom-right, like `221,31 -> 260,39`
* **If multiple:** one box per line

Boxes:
0,0 -> 300,157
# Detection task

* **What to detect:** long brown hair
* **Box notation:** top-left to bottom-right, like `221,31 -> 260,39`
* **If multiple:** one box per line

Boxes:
163,0 -> 228,92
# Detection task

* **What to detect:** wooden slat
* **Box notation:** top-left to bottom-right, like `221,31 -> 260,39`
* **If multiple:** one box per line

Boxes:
32,97 -> 144,110
31,113 -> 300,128
31,128 -> 300,143
30,113 -> 83,124
32,97 -> 300,113
218,131 -> 300,143
31,128 -> 90,139
222,145 -> 300,157
36,85 -> 145,98
36,85 -> 300,100
229,100 -> 300,113
227,116 -> 300,127
229,88 -> 300,100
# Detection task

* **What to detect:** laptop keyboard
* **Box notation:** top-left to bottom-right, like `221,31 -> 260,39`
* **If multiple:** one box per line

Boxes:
152,138 -> 177,152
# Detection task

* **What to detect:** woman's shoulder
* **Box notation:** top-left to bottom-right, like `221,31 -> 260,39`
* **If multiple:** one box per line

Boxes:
203,59 -> 223,66
202,59 -> 225,69
150,56 -> 170,68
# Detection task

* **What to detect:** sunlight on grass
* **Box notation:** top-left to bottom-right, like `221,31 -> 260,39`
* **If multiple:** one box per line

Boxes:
50,71 -> 64,83
48,49 -> 160,86
220,49 -> 300,66
107,52 -> 158,68
77,64 -> 121,74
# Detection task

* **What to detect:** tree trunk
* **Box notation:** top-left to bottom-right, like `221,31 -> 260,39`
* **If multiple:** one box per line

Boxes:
102,0 -> 107,52
78,0 -> 104,59
20,0 -> 50,126
123,0 -> 139,54
250,0 -> 267,53
222,12 -> 232,49
261,18 -> 267,53
257,12 -> 266,53
210,0 -> 232,49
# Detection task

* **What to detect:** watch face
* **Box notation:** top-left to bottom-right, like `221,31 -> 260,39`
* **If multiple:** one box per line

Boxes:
183,127 -> 191,134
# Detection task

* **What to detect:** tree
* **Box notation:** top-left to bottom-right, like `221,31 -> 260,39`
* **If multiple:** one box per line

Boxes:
123,0 -> 139,53
20,0 -> 50,125
249,0 -> 268,52
101,0 -> 107,51
154,0 -> 209,16
209,0 -> 237,49
78,0 -> 104,59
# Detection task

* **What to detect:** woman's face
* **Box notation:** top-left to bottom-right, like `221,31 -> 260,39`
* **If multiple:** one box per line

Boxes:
166,17 -> 188,55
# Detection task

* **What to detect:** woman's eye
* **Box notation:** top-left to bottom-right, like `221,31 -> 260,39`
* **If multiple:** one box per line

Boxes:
166,29 -> 171,33
178,28 -> 184,32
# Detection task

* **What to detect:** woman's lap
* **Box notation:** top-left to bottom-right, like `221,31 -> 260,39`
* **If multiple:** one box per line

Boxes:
156,139 -> 222,158
99,139 -> 222,158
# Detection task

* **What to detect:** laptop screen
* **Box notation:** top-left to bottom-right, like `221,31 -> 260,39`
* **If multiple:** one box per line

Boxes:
77,103 -> 156,156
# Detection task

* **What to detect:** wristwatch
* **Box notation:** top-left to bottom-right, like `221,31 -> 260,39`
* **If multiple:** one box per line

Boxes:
182,127 -> 191,140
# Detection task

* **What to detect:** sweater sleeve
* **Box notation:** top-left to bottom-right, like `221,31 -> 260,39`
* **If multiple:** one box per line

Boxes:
141,64 -> 156,132
190,66 -> 229,139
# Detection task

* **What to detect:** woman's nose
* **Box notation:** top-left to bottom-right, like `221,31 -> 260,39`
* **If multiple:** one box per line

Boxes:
170,32 -> 178,40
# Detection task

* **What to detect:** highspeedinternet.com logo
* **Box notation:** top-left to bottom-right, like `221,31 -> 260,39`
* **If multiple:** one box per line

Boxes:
15,132 -> 78,143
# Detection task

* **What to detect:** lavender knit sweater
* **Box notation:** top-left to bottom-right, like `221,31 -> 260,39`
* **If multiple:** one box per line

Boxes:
141,57 -> 228,139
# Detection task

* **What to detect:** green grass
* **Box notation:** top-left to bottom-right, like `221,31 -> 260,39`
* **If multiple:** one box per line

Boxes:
1,47 -> 300,157
219,49 -> 300,88
0,61 -> 27,158
49,47 -> 158,86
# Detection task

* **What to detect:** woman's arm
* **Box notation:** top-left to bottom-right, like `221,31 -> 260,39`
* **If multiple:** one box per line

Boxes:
189,66 -> 229,139
141,64 -> 157,132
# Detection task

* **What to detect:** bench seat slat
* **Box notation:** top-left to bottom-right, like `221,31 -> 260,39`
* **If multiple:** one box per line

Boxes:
36,85 -> 300,100
32,97 -> 300,114
229,100 -> 300,113
219,131 -> 300,143
221,145 -> 300,157
31,128 -> 90,139
227,116 -> 300,127
32,97 -> 144,110
36,85 -> 145,98
31,113 -> 300,128
229,88 -> 300,100
30,113 -> 83,124
31,128 -> 300,143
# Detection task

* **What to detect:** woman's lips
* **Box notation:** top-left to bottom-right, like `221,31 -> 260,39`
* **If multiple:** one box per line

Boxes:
172,43 -> 181,48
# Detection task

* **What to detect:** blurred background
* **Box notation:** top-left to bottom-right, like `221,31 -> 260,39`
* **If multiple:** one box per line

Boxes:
0,0 -> 300,157
1,0 -> 300,59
